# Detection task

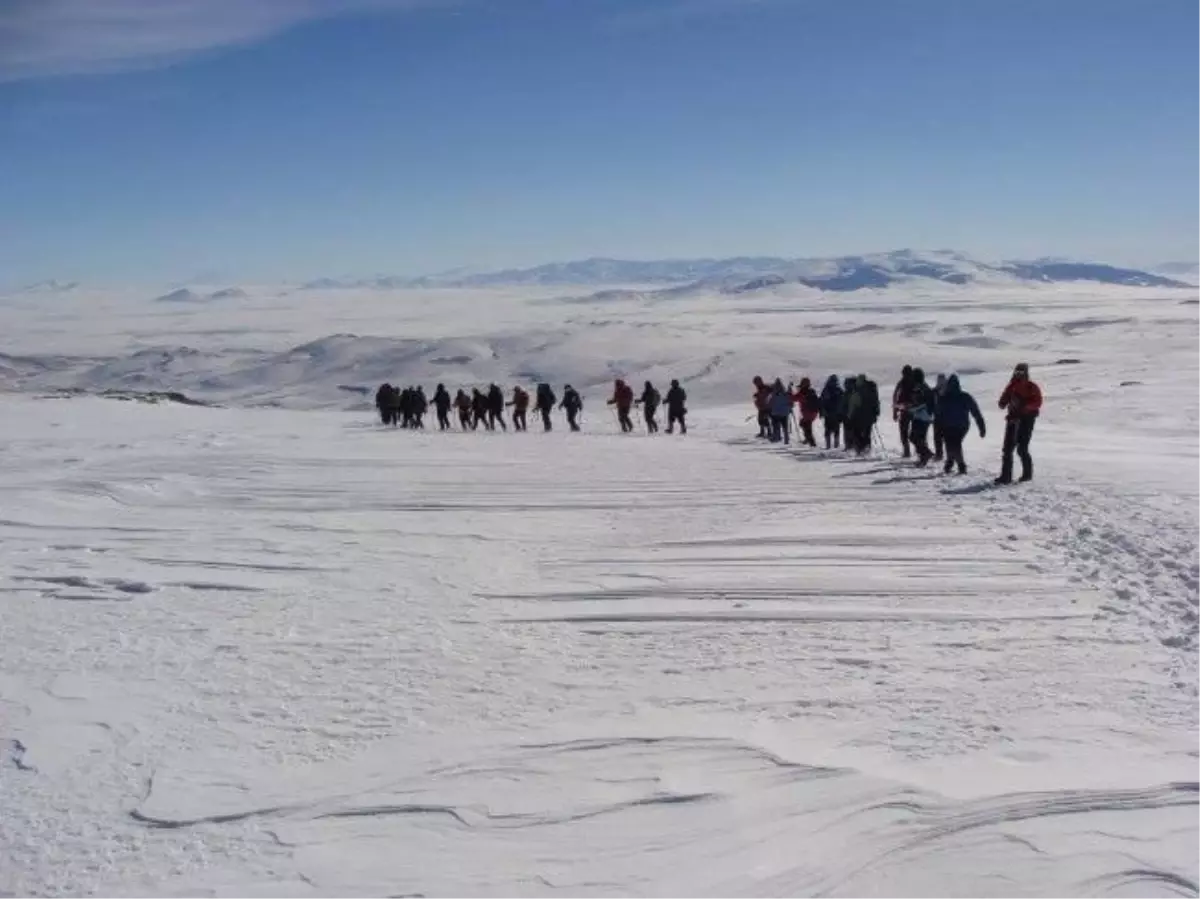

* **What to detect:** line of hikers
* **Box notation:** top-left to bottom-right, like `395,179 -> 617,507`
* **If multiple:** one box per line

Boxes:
752,362 -> 1042,483
752,373 -> 883,454
374,378 -> 688,435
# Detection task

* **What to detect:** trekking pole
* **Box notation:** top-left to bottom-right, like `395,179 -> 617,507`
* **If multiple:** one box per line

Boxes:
873,423 -> 895,467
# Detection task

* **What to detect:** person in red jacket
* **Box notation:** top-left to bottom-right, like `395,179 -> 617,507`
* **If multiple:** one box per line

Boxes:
792,377 -> 821,447
607,379 -> 635,433
996,362 -> 1042,484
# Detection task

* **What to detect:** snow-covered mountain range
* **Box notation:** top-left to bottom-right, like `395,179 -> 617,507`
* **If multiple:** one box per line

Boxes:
299,250 -> 1195,292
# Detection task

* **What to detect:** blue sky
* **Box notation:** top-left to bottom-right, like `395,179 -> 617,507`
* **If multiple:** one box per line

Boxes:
1,0 -> 1196,284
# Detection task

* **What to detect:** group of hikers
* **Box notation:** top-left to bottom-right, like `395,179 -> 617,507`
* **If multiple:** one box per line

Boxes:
374,378 -> 688,435
374,362 -> 1042,485
750,362 -> 1042,483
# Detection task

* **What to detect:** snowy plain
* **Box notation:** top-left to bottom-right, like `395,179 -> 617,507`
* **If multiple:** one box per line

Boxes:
1,269 -> 1198,896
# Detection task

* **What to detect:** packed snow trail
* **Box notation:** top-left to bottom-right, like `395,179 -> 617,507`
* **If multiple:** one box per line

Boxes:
0,395 -> 1195,896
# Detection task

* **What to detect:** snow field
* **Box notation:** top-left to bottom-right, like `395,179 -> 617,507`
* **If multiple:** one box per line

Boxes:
0,275 -> 1196,895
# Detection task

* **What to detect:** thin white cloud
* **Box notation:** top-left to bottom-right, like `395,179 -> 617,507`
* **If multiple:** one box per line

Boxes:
0,0 -> 447,82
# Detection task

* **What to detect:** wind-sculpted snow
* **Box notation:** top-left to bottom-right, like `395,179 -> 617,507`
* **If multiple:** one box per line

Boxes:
0,277 -> 1196,895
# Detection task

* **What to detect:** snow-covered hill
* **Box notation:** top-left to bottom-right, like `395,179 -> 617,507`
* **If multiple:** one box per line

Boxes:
153,286 -> 251,303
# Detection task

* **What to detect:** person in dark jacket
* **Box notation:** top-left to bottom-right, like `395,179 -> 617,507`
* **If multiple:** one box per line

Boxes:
486,383 -> 507,431
847,374 -> 881,455
607,379 -> 634,433
904,368 -> 936,466
893,365 -> 916,457
937,374 -> 986,474
471,388 -> 490,430
375,383 -> 397,426
932,373 -> 948,461
636,381 -> 661,434
398,387 -> 412,428
454,389 -> 472,429
840,376 -> 858,450
752,376 -> 771,438
432,384 -> 452,431
411,386 -> 428,429
768,379 -> 792,444
560,384 -> 582,431
996,362 -> 1042,484
536,383 -> 557,431
819,375 -> 844,448
508,386 -> 530,432
664,379 -> 687,434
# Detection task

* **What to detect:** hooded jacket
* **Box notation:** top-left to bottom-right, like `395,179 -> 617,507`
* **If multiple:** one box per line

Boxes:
999,369 -> 1043,420
820,376 -> 844,419
937,375 -> 986,435
609,380 -> 634,409
768,383 -> 793,418
665,381 -> 686,412
793,378 -> 821,422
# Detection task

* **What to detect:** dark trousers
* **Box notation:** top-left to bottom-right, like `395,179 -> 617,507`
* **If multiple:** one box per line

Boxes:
667,409 -> 686,434
848,418 -> 872,454
488,409 -> 506,431
770,414 -> 790,444
565,407 -> 579,431
458,410 -> 471,429
933,422 -> 945,460
898,412 -> 912,457
824,417 -> 841,448
909,419 -> 932,463
757,408 -> 770,437
617,406 -> 633,433
540,407 -> 553,431
513,409 -> 527,431
412,412 -> 424,429
942,424 -> 969,473
800,419 -> 816,447
436,408 -> 450,430
1001,416 -> 1036,481
644,406 -> 659,433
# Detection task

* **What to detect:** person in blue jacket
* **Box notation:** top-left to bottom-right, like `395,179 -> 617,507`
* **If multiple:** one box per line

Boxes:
768,379 -> 793,444
937,374 -> 987,474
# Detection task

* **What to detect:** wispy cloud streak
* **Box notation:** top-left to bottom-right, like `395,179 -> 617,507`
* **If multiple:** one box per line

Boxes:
0,0 -> 445,82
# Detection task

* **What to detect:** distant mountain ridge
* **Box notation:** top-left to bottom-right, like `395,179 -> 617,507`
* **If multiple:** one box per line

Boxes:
301,250 -> 1196,292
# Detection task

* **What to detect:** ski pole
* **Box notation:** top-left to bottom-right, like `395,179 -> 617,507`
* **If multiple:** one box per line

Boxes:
873,423 -> 894,467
